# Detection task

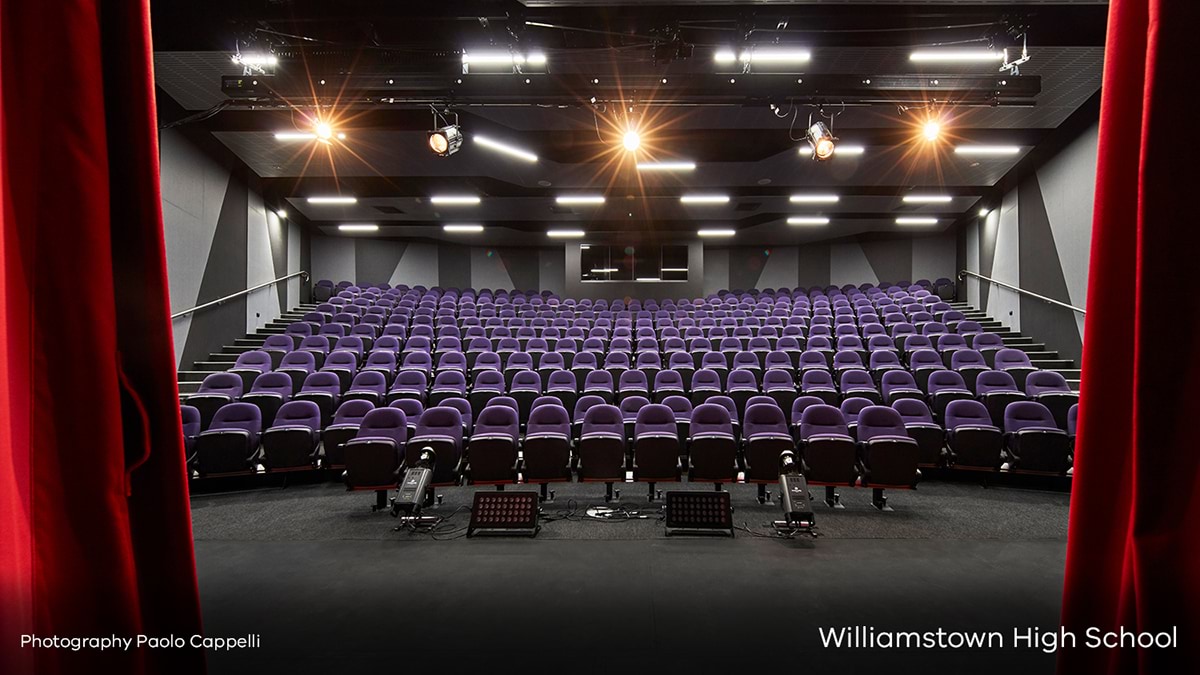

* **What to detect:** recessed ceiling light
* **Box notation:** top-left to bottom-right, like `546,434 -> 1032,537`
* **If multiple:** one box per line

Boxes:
473,135 -> 539,163
636,161 -> 696,172
547,229 -> 585,238
788,216 -> 830,225
790,194 -> 839,203
954,145 -> 1023,156
697,228 -> 736,237
910,49 -> 1004,63
740,48 -> 812,64
680,194 -> 730,204
430,195 -> 481,205
555,195 -> 605,205
443,224 -> 484,233
896,217 -> 939,225
307,196 -> 357,205
338,224 -> 378,232
902,195 -> 953,203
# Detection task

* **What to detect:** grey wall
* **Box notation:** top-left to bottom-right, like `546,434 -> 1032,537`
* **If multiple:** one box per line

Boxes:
703,232 -> 956,296
961,122 -> 1098,365
310,238 -> 566,293
163,128 -> 304,368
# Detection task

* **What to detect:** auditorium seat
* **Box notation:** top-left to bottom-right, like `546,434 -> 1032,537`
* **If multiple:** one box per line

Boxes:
522,403 -> 573,493
466,404 -> 520,485
632,404 -> 682,499
321,400 -> 375,469
926,369 -> 973,420
839,369 -> 881,404
261,400 -> 322,471
742,402 -> 795,502
572,395 -> 607,441
993,348 -> 1039,391
855,406 -> 921,509
944,399 -> 1003,471
687,402 -> 738,487
891,399 -> 944,467
389,399 -> 423,438
468,369 -> 505,411
1024,371 -> 1079,431
509,370 -> 543,423
907,348 -> 945,390
322,350 -> 359,391
1003,401 -> 1072,475
762,368 -> 797,412
726,368 -> 760,417
240,371 -> 293,429
192,402 -> 262,477
975,370 -> 1027,427
583,369 -> 615,404
187,372 -> 244,431
662,395 -> 692,444
343,407 -> 408,502
652,369 -> 685,403
181,405 -> 201,463
577,404 -> 627,501
880,370 -> 922,405
344,370 -> 388,406
387,370 -> 429,405
797,404 -> 858,507
800,368 -> 838,406
278,349 -> 317,391
406,405 -> 464,486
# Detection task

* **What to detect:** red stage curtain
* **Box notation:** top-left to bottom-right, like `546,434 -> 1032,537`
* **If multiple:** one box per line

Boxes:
0,2 -> 205,673
1059,1 -> 1200,673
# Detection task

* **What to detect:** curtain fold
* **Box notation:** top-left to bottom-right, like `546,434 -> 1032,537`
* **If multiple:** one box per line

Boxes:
0,1 -> 205,673
1059,1 -> 1200,673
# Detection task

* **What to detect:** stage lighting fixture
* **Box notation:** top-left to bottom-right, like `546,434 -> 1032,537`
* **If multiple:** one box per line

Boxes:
774,451 -> 815,535
664,491 -> 734,537
922,120 -> 942,142
338,224 -> 379,232
466,492 -> 541,538
806,121 -> 837,161
429,125 -> 463,156
390,449 -> 438,519
623,130 -> 641,152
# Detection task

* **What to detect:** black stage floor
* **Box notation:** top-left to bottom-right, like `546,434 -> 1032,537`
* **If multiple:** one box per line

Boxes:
192,480 -> 1070,674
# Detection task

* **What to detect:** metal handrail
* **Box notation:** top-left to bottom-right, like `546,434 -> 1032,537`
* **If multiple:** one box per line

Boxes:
958,269 -> 1085,315
171,271 -> 310,320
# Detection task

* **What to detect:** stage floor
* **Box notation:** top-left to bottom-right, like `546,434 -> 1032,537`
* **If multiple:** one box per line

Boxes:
193,480 -> 1069,673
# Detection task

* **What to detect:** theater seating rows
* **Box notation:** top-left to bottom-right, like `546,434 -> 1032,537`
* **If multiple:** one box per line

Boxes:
182,280 -> 1077,506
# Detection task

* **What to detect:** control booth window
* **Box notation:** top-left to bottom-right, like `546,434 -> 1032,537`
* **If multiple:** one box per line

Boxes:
580,244 -> 688,282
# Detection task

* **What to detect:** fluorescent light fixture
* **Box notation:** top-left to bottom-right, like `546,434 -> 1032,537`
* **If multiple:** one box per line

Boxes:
741,48 -> 812,64
525,53 -> 547,66
590,268 -> 618,273
636,277 -> 660,282
790,194 -> 840,204
661,268 -> 688,272
275,132 -> 317,141
547,229 -> 585,238
697,228 -> 736,237
636,161 -> 696,172
834,145 -> 865,156
232,53 -> 277,67
307,196 -> 357,205
461,51 -> 520,65
579,244 -> 590,250
430,195 -> 481,205
338,224 -> 378,232
896,217 -> 939,225
680,194 -> 730,204
910,50 -> 1004,63
555,195 -> 605,205
902,195 -> 953,204
474,135 -> 538,163
714,50 -> 737,64
954,145 -> 1023,156
443,224 -> 484,233
788,217 -> 830,226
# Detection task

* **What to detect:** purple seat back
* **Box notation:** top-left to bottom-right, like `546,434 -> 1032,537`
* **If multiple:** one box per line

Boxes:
413,406 -> 464,444
691,403 -> 733,436
994,348 -> 1033,370
975,370 -> 1018,394
926,370 -> 968,393
1003,401 -> 1059,433
527,404 -> 570,436
583,369 -> 614,391
209,403 -> 262,443
799,404 -> 850,439
801,369 -> 834,389
762,369 -> 794,391
198,372 -> 244,398
573,395 -> 607,422
250,372 -> 293,396
581,404 -> 624,437
727,369 -> 757,391
547,370 -> 577,391
856,406 -> 909,441
474,405 -> 519,441
271,400 -> 321,432
634,404 -> 677,437
891,398 -> 934,424
944,399 -> 994,430
332,399 -> 375,425
356,408 -> 408,447
743,403 -> 789,438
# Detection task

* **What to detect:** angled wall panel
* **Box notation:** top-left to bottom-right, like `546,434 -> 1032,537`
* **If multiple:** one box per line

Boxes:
986,190 -> 1021,331
830,242 -> 879,288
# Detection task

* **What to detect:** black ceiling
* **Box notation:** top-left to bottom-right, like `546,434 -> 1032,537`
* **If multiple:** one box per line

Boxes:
151,0 -> 1107,245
